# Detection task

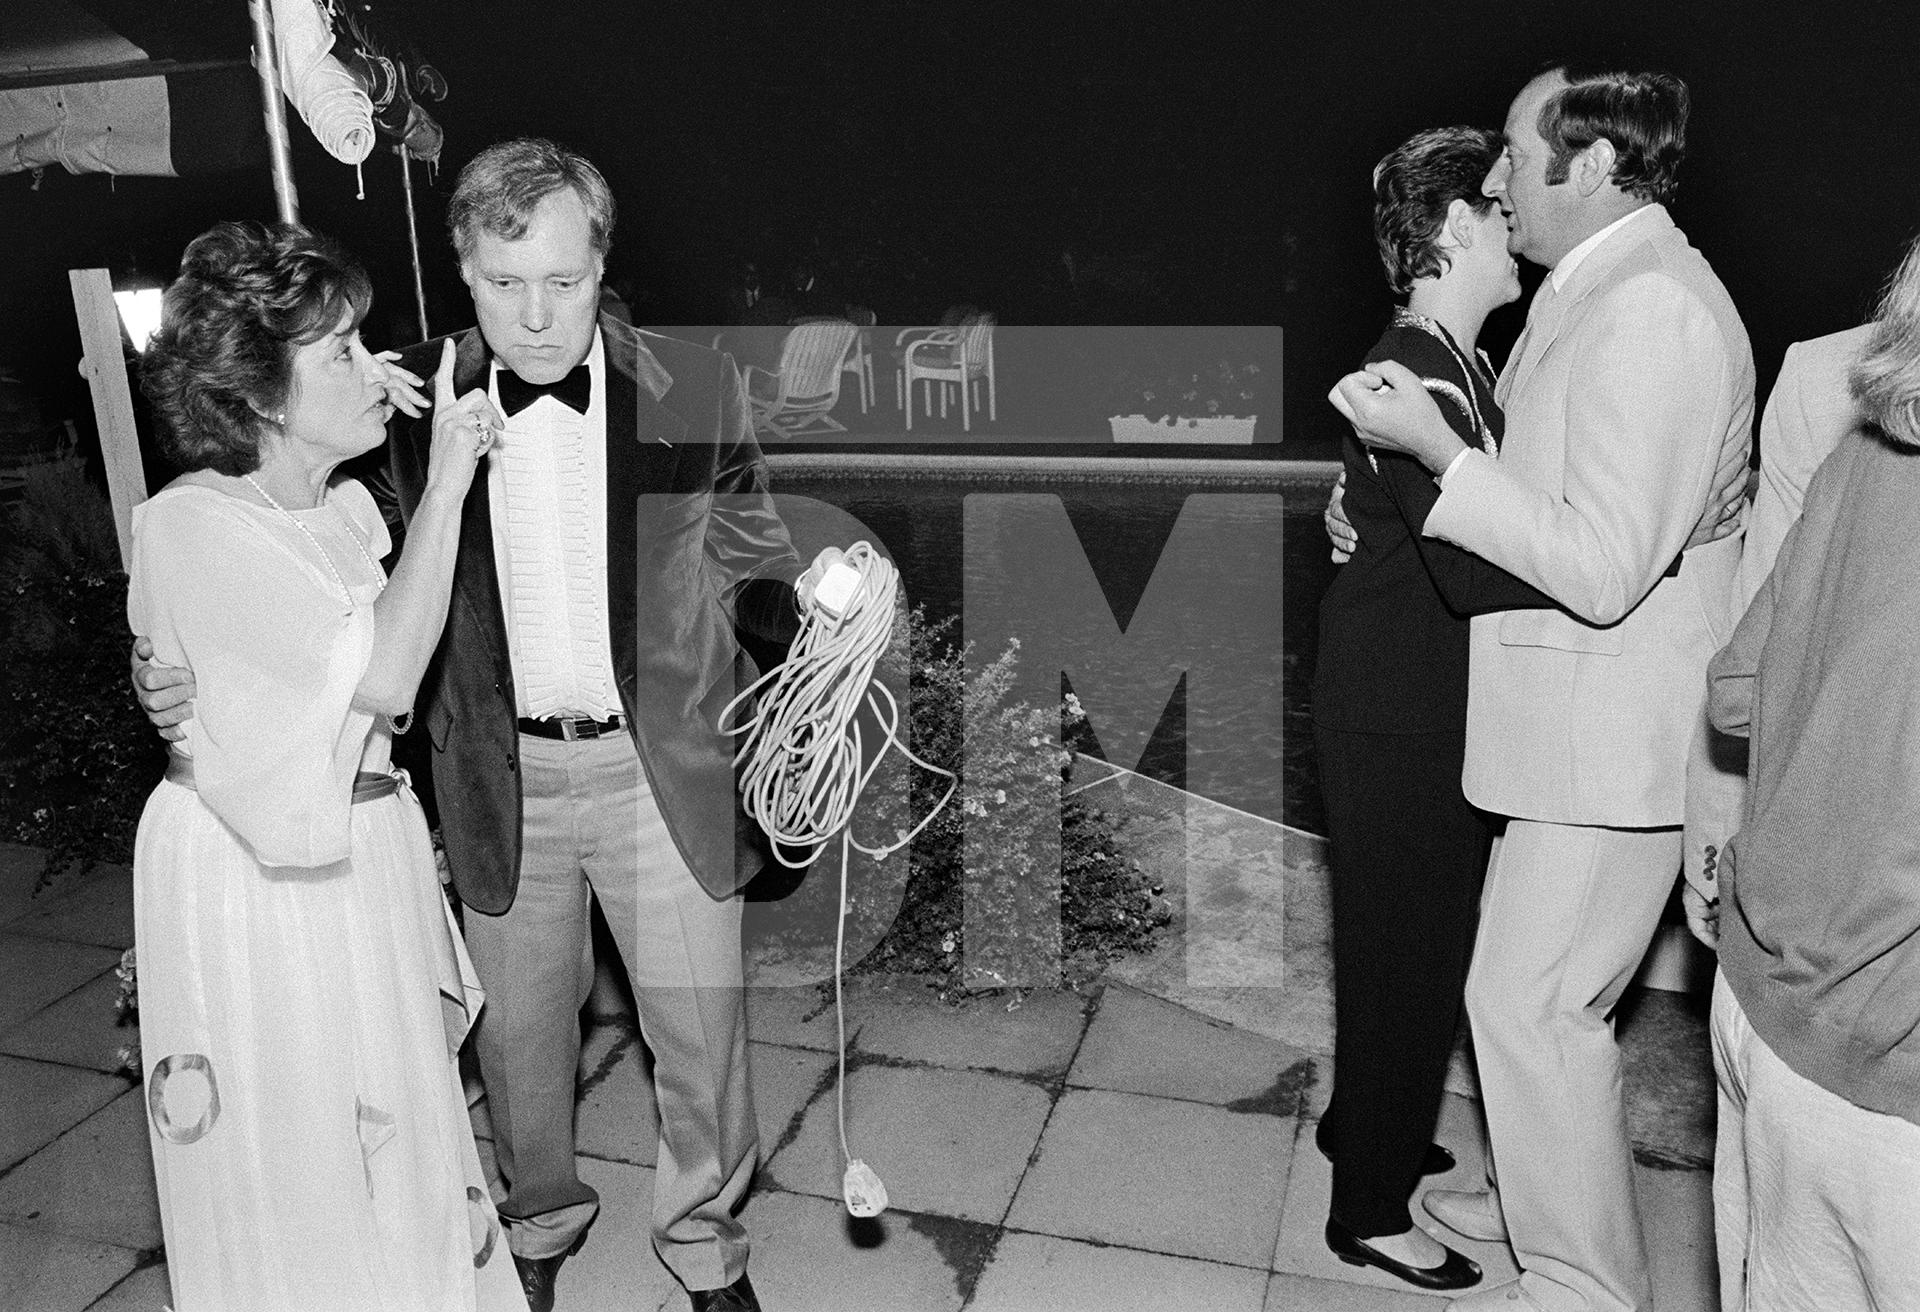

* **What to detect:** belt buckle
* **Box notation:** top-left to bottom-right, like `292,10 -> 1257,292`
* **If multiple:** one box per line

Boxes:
558,717 -> 581,742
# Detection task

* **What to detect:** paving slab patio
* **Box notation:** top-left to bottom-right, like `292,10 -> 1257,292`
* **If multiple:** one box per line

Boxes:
68,1263 -> 168,1312
970,1232 -> 1270,1312
1069,980 -> 1314,1112
744,984 -> 842,1053
7,868 -> 135,951
0,935 -> 121,1034
766,1063 -> 1053,1225
0,790 -> 1726,1312
843,982 -> 1088,1076
0,974 -> 135,1075
0,1090 -> 160,1252
572,1021 -> 659,1168
0,1222 -> 138,1312
745,1190 -> 972,1312
1005,1086 -> 1294,1268
0,1056 -> 126,1175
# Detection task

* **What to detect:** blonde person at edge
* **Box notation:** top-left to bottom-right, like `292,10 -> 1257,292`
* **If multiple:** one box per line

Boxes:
1331,63 -> 1753,1312
128,222 -> 526,1311
1700,233 -> 1920,1312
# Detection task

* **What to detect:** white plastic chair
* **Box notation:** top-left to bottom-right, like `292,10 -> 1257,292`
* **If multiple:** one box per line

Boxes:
743,320 -> 860,438
843,317 -> 876,413
898,315 -> 996,431
800,315 -> 874,414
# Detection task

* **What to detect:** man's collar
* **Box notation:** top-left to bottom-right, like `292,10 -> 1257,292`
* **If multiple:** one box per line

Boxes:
597,315 -> 673,403
1550,203 -> 1661,293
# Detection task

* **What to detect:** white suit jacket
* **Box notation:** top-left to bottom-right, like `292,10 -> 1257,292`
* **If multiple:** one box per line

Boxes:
1681,321 -> 1872,894
1424,205 -> 1755,827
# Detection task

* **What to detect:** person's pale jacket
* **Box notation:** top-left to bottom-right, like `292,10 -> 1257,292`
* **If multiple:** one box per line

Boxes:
1683,322 -> 1872,898
1423,204 -> 1754,825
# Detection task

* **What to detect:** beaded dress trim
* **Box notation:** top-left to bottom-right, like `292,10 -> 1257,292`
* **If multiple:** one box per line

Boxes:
1366,307 -> 1500,476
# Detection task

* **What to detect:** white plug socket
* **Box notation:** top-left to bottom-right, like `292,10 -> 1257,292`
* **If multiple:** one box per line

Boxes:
842,1158 -> 888,1217
812,561 -> 862,622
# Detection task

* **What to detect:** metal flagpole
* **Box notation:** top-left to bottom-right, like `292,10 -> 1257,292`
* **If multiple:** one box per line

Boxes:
398,145 -> 430,341
248,0 -> 300,223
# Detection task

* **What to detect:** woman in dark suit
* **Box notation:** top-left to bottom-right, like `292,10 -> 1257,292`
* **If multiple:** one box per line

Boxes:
1311,126 -> 1553,1290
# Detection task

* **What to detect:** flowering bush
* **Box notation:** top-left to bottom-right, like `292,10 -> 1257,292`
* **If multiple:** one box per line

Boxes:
745,607 -> 1165,995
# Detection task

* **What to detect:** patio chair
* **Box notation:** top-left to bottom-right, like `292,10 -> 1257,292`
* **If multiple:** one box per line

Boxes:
742,319 -> 859,438
843,308 -> 877,413
898,313 -> 996,431
796,313 -> 875,414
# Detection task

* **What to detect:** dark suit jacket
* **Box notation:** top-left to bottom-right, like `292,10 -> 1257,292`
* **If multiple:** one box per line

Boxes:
1313,321 -> 1555,736
368,315 -> 803,912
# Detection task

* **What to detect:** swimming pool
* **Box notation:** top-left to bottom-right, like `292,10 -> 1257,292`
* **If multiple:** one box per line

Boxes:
765,454 -> 1339,835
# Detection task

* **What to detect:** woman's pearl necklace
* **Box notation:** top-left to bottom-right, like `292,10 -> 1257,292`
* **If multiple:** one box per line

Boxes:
242,474 -> 384,611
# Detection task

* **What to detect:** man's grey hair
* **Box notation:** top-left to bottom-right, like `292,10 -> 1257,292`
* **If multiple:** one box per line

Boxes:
448,137 -> 615,266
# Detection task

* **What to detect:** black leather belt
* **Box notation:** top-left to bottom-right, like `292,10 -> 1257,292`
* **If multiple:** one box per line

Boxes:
517,714 -> 626,741
165,753 -> 401,803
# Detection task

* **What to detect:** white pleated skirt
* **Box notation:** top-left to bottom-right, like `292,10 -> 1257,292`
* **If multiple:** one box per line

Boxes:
133,776 -> 526,1312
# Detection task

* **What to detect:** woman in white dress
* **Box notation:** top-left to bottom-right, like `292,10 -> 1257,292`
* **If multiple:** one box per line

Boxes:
129,221 -> 525,1312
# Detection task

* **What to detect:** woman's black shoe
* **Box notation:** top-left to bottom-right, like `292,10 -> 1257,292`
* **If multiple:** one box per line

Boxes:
1324,1217 -> 1482,1292
1313,1117 -> 1457,1176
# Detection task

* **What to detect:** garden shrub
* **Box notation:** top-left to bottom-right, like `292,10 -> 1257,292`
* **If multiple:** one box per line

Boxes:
745,606 -> 1167,994
0,462 -> 164,886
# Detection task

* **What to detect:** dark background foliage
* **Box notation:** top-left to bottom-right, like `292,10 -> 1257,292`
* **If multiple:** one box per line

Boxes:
0,465 -> 166,885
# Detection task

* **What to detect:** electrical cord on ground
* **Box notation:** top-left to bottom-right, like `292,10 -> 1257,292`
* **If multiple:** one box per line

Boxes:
718,541 -> 957,1219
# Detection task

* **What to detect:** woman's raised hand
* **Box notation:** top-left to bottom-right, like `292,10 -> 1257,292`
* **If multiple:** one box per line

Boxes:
425,338 -> 501,502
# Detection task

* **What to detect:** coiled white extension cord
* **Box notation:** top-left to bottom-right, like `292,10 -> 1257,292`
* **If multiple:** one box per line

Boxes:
719,541 -> 957,1218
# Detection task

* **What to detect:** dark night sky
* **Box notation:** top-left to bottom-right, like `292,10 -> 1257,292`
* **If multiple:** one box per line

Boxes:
4,0 -> 1918,459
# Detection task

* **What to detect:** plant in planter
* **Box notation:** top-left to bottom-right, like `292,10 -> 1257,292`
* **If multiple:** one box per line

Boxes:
1108,354 -> 1262,443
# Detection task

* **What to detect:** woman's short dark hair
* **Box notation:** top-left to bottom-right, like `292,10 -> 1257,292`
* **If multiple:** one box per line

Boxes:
1373,126 -> 1505,295
447,137 -> 615,266
1538,66 -> 1688,205
141,222 -> 371,476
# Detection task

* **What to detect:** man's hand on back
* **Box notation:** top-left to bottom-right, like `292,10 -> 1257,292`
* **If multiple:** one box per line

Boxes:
1324,470 -> 1357,563
130,636 -> 196,743
1686,438 -> 1752,551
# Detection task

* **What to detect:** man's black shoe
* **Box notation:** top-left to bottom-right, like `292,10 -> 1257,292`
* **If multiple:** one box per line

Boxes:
690,1272 -> 762,1312
512,1233 -> 586,1312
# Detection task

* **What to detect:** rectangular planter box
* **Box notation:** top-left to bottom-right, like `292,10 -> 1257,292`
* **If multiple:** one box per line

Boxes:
1109,414 -> 1257,444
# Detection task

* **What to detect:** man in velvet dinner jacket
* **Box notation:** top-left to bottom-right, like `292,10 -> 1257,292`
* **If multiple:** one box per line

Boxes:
379,140 -> 824,1312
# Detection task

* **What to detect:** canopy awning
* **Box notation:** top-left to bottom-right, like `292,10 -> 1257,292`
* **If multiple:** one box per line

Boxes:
0,1 -> 264,177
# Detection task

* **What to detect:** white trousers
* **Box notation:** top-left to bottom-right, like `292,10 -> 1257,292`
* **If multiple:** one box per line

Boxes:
1465,820 -> 1679,1312
1711,970 -> 1920,1312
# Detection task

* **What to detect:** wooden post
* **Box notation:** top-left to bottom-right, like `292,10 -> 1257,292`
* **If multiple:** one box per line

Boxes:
69,267 -> 146,571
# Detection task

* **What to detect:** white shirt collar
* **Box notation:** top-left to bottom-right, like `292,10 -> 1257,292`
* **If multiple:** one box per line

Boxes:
1550,204 -> 1658,293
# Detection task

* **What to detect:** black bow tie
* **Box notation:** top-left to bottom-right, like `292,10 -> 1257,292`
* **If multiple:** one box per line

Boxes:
496,363 -> 592,417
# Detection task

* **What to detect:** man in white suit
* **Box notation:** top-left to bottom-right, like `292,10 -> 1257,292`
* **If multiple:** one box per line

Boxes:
1333,65 -> 1753,1312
